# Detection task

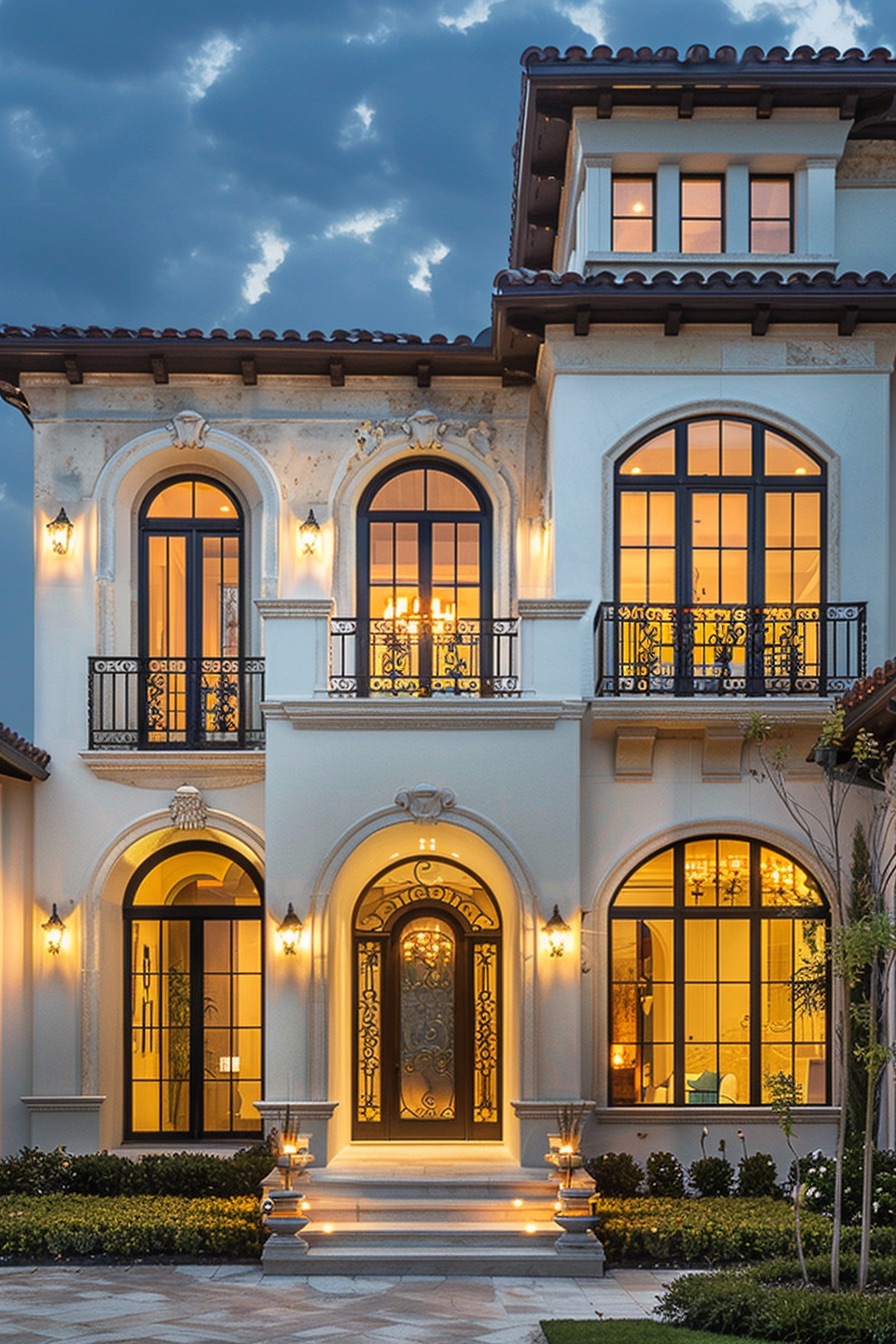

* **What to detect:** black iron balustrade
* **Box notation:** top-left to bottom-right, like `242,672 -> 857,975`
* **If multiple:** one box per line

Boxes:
88,656 -> 265,749
329,616 -> 519,697
594,602 -> 866,697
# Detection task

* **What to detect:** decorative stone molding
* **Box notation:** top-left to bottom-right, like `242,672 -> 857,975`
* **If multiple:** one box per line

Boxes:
264,700 -> 588,731
518,599 -> 592,621
837,141 -> 896,184
614,726 -> 658,778
394,783 -> 456,822
169,783 -> 209,830
354,410 -> 494,457
256,599 -> 333,620
702,729 -> 744,782
21,1096 -> 105,1113
80,750 -> 265,789
166,409 -> 210,451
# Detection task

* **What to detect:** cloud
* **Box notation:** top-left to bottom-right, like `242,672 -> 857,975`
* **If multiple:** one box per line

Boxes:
184,33 -> 240,102
408,241 -> 450,293
722,0 -> 871,49
8,108 -> 51,163
554,0 -> 607,44
439,0 -> 502,34
324,205 -> 402,244
241,229 -> 290,305
346,10 -> 396,43
340,100 -> 377,147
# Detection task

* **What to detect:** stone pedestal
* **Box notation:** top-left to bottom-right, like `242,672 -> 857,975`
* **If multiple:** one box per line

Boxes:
261,1188 -> 310,1274
553,1186 -> 605,1273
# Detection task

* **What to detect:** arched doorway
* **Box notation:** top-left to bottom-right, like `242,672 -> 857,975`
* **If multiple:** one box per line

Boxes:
123,841 -> 264,1140
352,856 -> 501,1140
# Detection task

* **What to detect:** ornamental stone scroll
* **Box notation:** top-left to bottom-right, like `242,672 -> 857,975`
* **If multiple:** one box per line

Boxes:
394,783 -> 456,822
169,783 -> 209,830
354,410 -> 494,457
166,410 -> 210,451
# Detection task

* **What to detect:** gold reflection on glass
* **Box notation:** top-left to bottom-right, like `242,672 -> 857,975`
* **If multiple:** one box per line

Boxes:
681,177 -> 723,253
613,177 -> 654,251
750,178 -> 792,253
399,916 -> 456,1121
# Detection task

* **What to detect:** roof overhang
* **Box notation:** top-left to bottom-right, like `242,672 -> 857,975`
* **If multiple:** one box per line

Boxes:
0,727 -> 50,782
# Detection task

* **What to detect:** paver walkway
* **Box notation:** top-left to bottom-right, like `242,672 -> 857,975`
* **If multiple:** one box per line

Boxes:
0,1265 -> 682,1342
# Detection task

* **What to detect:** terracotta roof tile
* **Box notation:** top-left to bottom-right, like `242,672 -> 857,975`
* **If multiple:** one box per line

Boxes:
0,722 -> 50,779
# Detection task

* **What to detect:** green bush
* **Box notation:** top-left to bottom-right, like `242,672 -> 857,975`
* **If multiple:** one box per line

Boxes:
596,1196 -> 833,1265
658,1267 -> 896,1343
0,1145 -> 273,1199
582,1152 -> 643,1197
0,1195 -> 262,1260
801,1146 -> 896,1225
646,1151 -> 685,1198
688,1156 -> 734,1197
735,1153 -> 779,1199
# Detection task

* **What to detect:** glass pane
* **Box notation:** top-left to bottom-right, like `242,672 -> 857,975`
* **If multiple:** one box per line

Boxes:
426,470 -> 479,511
650,493 -> 676,548
721,495 -> 747,546
130,850 -> 261,907
394,523 -> 418,586
194,481 -> 237,518
719,920 -> 750,974
681,178 -> 722,217
752,178 -> 791,219
614,217 -> 653,251
456,524 -> 480,583
620,493 -> 647,546
765,433 -> 820,476
688,421 -> 720,476
399,916 -> 456,1120
432,524 -> 456,585
686,921 -> 717,979
619,550 -> 647,602
370,470 -> 425,511
751,219 -> 791,253
681,219 -> 722,253
765,494 -> 792,548
472,942 -> 499,1123
621,432 -> 675,475
649,549 -> 676,603
685,983 -> 717,1041
147,535 -> 186,659
356,858 -> 500,932
721,421 -> 752,475
356,940 -> 382,1122
794,493 -> 821,546
146,481 -> 194,518
613,849 -> 674,907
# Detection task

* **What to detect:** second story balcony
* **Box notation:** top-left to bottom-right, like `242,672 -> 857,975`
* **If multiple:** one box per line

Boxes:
88,656 -> 265,750
328,616 -> 520,698
594,602 -> 866,698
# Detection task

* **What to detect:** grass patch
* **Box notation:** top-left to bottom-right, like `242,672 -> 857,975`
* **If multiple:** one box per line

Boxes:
540,1323 -> 763,1344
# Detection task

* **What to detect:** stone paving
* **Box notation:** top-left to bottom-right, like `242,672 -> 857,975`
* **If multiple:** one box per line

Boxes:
0,1264 -> 683,1342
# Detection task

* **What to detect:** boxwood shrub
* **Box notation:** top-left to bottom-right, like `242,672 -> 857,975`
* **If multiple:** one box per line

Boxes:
0,1144 -> 274,1198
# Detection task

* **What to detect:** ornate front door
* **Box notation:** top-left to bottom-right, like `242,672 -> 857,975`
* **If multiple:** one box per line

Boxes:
353,858 -> 501,1140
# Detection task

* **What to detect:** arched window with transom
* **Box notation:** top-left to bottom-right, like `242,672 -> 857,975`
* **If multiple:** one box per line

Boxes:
608,836 -> 829,1107
600,416 -> 862,696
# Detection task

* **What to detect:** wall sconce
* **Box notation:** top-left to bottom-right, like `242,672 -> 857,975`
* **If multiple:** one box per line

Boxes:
276,902 -> 303,955
46,507 -> 74,555
299,509 -> 320,555
542,904 -> 572,958
41,903 -> 66,955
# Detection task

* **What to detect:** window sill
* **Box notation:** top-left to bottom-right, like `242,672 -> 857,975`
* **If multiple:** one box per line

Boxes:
79,750 -> 265,790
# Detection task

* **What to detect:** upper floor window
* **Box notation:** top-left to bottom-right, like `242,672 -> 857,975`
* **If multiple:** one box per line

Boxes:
612,176 -> 655,252
750,176 -> 793,254
681,176 -> 723,253
609,836 -> 828,1107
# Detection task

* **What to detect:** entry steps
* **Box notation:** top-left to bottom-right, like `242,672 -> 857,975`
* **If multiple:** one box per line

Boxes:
263,1154 -> 605,1276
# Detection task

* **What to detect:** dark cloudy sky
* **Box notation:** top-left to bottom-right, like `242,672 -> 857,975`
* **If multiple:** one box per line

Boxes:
1,0 -> 893,734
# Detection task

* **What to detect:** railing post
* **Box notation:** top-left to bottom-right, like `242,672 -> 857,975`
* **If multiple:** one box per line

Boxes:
256,600 -> 333,701
518,599 -> 592,700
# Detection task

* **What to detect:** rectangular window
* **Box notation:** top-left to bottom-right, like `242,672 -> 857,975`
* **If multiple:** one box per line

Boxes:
680,176 -> 723,253
612,176 -> 655,252
750,176 -> 793,254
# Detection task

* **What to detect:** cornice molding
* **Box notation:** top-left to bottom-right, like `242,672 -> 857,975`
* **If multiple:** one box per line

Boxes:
262,699 -> 588,730
79,751 -> 265,789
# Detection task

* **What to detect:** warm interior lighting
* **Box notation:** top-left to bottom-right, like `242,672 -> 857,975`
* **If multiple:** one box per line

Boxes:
276,902 -> 303,955
41,903 -> 66,955
631,200 -> 646,214
46,507 -> 74,555
525,1223 -> 538,1234
543,904 -> 572,958
299,508 -> 320,555
512,1198 -> 523,1208
383,594 -> 456,635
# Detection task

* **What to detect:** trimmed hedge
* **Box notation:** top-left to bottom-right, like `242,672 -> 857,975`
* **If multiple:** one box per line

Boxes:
596,1196 -> 834,1265
657,1267 -> 896,1344
0,1146 -> 274,1198
0,1195 -> 262,1259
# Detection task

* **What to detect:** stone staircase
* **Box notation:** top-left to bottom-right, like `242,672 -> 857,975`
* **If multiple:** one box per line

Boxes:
262,1145 -> 605,1276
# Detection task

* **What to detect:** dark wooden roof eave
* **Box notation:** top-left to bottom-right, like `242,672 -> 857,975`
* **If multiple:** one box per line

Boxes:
0,725 -> 50,782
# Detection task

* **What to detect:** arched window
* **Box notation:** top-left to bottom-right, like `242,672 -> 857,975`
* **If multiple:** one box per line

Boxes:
608,837 -> 828,1107
137,476 -> 260,746
607,416 -> 845,695
355,462 -> 495,695
124,842 -> 264,1139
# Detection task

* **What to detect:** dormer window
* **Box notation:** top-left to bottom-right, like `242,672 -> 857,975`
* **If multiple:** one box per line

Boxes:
750,177 -> 793,254
612,176 -> 655,252
680,177 -> 723,253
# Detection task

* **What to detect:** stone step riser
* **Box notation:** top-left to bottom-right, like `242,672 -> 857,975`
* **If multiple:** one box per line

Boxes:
263,1247 -> 605,1278
300,1202 -> 558,1224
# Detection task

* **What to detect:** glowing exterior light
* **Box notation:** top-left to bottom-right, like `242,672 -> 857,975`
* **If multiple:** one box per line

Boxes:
276,902 -> 303,955
42,903 -> 66,955
299,508 -> 320,555
542,904 -> 572,958
46,507 -> 74,555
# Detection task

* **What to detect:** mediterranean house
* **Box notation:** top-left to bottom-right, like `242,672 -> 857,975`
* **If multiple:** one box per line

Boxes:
3,42 -> 896,1174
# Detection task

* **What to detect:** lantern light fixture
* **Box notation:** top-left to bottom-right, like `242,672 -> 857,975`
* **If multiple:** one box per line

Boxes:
299,508 -> 320,555
276,902 -> 303,955
46,507 -> 74,555
41,902 -> 66,955
543,903 -> 572,958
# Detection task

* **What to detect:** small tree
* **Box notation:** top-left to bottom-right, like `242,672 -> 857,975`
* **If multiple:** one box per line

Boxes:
767,1071 -> 809,1287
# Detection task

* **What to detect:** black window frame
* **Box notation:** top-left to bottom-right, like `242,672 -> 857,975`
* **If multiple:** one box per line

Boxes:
749,175 -> 794,254
679,174 -> 725,254
611,174 -> 657,253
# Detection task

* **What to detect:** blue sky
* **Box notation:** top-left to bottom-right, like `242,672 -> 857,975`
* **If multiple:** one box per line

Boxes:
1,0 -> 893,734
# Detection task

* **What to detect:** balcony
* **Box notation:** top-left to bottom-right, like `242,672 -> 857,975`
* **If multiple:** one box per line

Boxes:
328,617 -> 519,698
594,603 -> 866,697
88,657 -> 265,749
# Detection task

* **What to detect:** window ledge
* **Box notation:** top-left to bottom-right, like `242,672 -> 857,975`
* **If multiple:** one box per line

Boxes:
593,1105 -> 837,1124
79,750 -> 265,790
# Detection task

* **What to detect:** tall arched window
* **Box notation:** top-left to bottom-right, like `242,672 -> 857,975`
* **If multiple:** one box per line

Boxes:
355,462 -> 495,695
605,416 -> 849,695
124,842 -> 264,1139
138,476 -> 257,746
608,836 -> 828,1107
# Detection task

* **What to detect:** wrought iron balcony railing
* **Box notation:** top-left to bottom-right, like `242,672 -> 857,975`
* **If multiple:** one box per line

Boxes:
88,657 -> 265,749
329,616 -> 519,697
594,602 -> 866,697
